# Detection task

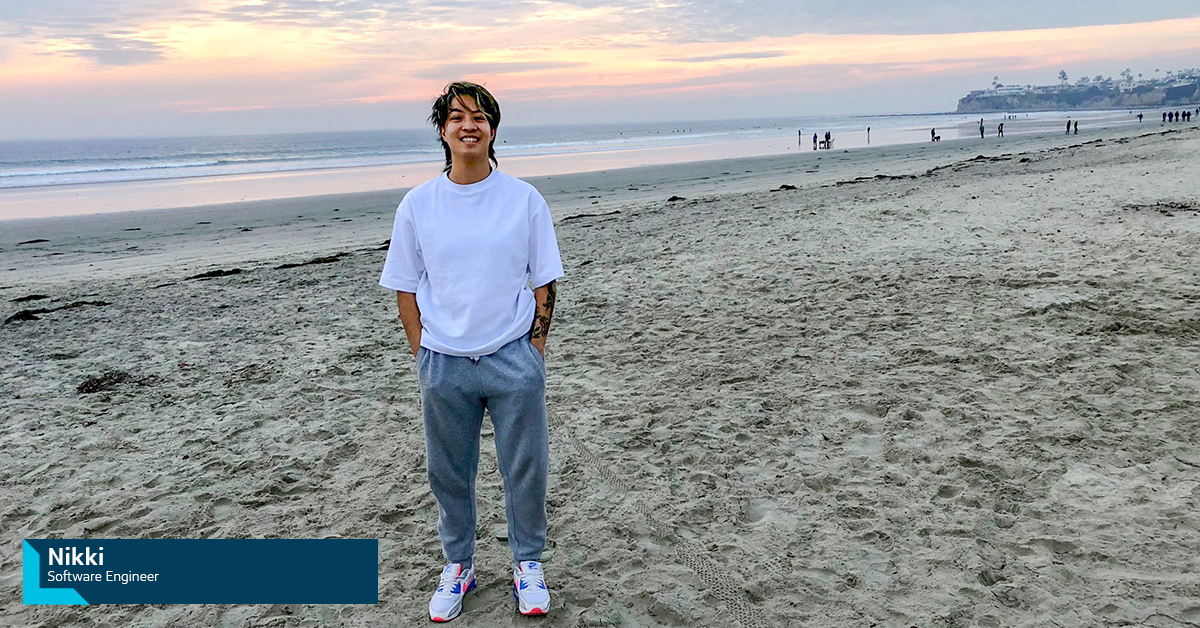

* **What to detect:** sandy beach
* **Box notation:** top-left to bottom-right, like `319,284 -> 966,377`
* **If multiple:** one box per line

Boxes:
3,123 -> 1199,627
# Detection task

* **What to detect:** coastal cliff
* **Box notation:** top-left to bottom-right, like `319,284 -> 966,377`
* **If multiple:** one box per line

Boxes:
957,80 -> 1200,113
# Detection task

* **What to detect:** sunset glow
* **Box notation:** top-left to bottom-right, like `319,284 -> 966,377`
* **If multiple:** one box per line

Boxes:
2,0 -> 1198,138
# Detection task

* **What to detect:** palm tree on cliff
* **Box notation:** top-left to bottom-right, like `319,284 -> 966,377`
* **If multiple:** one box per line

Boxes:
1058,70 -> 1068,86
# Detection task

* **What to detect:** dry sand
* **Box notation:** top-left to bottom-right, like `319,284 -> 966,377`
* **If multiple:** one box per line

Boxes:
2,124 -> 1199,627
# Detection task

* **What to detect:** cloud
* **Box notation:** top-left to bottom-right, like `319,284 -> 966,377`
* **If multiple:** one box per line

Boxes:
5,0 -> 1198,59
0,0 -> 183,31
415,60 -> 586,80
221,0 -> 395,28
666,51 -> 788,63
548,0 -> 1200,41
61,34 -> 165,66
216,0 -> 536,29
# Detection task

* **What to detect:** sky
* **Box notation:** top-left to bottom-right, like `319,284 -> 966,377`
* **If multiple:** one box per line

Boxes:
2,0 -> 1199,140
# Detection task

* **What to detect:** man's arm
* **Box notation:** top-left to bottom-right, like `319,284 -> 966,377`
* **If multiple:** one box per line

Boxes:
529,281 -> 556,356
396,292 -> 422,356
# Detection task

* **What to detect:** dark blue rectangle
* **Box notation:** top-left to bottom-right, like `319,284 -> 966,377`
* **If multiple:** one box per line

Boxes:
26,539 -> 377,604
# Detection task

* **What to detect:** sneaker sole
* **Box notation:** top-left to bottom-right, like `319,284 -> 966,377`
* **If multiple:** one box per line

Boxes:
512,583 -> 549,616
430,579 -> 475,622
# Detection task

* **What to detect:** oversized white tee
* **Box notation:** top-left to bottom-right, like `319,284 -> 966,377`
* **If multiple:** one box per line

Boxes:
379,170 -> 564,357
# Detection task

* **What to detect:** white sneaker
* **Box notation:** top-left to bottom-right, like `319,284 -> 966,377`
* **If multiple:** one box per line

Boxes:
429,563 -> 475,622
512,560 -> 550,616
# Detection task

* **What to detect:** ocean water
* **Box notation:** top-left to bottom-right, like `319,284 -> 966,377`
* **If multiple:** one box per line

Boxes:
0,113 -> 1007,191
0,110 -> 1147,192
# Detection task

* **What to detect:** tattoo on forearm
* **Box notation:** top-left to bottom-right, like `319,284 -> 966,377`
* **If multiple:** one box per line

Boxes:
530,282 -> 556,339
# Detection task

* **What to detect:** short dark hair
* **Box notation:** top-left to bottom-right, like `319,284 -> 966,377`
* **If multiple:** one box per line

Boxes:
429,82 -> 501,173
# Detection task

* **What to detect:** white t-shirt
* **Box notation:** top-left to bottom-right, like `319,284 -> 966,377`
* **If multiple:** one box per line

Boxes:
379,170 -> 564,357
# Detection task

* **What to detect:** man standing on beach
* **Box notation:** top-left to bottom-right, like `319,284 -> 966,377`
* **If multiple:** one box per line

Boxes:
380,81 -> 564,622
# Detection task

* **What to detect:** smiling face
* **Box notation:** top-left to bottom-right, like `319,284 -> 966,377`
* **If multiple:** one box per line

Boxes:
439,95 -> 496,164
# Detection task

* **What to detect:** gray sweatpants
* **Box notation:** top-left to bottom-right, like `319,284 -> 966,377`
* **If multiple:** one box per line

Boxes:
417,335 -> 549,566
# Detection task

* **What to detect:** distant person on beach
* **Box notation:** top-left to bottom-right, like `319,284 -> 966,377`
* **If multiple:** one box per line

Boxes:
813,133 -> 818,150
867,126 -> 871,144
1138,113 -> 1143,123
1163,112 -> 1168,123
979,121 -> 985,138
997,122 -> 1004,137
931,127 -> 938,142
825,130 -> 832,149
380,81 -> 563,622
1066,119 -> 1072,134
1074,120 -> 1078,134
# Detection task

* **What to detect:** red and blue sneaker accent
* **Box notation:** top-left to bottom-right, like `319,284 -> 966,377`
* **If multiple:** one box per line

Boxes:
429,563 -> 475,622
512,560 -> 550,616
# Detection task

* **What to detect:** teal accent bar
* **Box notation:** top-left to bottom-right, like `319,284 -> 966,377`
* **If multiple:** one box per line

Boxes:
23,541 -> 88,605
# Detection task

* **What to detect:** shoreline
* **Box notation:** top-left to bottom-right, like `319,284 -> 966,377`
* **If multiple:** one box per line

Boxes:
2,120 -> 1188,288
0,109 -> 1152,222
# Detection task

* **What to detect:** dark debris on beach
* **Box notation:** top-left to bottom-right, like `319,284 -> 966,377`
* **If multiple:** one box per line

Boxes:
836,174 -> 919,186
77,370 -> 160,394
185,268 -> 245,280
562,210 -> 621,222
275,253 -> 347,270
5,300 -> 110,324
1122,200 -> 1200,216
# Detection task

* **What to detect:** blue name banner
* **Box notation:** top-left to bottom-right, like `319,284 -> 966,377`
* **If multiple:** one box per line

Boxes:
23,539 -> 377,605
